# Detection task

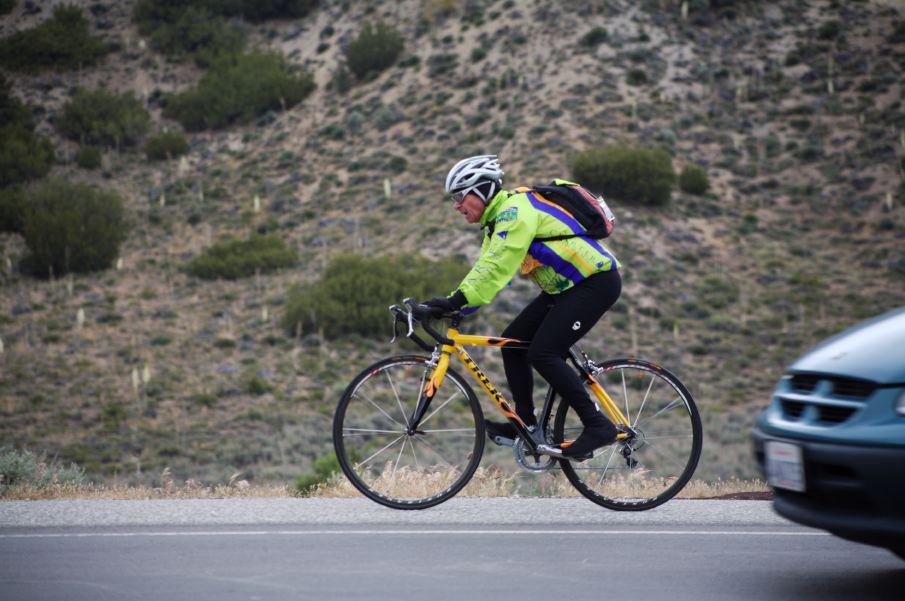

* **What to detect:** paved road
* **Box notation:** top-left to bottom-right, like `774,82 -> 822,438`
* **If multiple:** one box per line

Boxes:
1,499 -> 903,601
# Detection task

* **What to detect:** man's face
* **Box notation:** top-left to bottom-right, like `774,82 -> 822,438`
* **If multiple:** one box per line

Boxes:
453,192 -> 486,224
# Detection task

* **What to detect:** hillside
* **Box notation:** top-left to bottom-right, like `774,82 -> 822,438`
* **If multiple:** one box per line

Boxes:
1,0 -> 904,488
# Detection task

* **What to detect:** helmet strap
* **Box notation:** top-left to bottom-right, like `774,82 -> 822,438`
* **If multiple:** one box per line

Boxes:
474,181 -> 498,205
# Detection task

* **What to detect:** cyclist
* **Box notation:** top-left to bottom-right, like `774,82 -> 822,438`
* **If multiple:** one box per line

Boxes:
424,154 -> 622,460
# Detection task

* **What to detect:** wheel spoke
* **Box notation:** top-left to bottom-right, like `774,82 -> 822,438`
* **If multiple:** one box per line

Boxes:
419,428 -> 475,434
593,445 -> 619,489
621,369 -> 630,425
343,427 -> 406,434
385,369 -> 411,429
353,390 -> 406,429
355,433 -> 406,469
633,373 -> 656,427
418,390 -> 461,428
411,435 -> 457,469
409,436 -> 421,471
636,397 -> 684,426
390,436 -> 407,483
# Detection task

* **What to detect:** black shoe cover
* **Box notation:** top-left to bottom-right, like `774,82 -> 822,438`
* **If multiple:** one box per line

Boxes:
485,420 -> 518,442
561,421 -> 617,459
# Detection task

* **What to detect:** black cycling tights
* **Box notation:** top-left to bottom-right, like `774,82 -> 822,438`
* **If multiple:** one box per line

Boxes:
501,269 -> 622,427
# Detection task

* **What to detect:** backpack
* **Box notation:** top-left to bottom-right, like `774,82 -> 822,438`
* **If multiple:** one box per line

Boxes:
530,179 -> 615,241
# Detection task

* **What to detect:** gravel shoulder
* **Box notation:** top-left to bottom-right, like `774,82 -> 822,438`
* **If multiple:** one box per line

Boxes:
0,497 -> 786,529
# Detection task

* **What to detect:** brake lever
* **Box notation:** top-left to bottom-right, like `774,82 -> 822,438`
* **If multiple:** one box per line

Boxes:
402,298 -> 417,337
390,308 -> 400,344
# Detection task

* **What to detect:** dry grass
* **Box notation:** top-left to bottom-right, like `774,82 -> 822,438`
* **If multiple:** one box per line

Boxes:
1,468 -> 290,500
304,466 -> 519,499
2,465 -> 769,501
306,468 -> 769,500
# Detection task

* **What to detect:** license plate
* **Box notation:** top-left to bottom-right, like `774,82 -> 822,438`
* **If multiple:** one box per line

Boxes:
765,441 -> 806,492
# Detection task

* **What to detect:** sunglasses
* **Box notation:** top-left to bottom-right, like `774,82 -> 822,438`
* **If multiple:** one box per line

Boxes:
451,187 -> 477,204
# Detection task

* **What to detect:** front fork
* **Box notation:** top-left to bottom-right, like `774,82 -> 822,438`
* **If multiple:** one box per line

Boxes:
406,348 -> 450,433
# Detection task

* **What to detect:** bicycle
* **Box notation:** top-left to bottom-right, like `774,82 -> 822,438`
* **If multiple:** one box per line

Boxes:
333,299 -> 702,511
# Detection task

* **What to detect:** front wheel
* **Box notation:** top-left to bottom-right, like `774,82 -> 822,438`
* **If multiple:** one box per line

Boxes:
333,355 -> 485,509
553,358 -> 702,511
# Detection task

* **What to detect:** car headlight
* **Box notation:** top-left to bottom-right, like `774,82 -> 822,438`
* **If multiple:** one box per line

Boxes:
898,391 -> 905,416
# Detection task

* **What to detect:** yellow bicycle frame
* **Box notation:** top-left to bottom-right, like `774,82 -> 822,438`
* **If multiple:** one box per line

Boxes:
419,328 -> 630,440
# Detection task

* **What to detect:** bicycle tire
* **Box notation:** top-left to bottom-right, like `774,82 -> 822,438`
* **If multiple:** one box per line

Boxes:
333,355 -> 485,510
553,358 -> 702,511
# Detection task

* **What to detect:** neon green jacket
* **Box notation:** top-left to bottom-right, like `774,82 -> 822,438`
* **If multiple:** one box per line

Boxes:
455,182 -> 619,307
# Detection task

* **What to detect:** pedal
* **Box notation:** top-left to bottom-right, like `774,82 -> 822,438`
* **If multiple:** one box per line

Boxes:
491,435 -> 515,447
536,443 -> 564,457
536,444 -> 598,463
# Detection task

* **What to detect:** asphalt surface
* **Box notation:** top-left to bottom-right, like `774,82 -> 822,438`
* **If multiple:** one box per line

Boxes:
2,498 -> 903,601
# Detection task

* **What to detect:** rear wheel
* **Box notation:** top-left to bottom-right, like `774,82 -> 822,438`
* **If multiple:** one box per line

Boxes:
554,358 -> 702,511
333,355 -> 485,509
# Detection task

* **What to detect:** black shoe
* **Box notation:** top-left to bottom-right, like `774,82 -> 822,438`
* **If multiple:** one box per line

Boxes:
561,421 -> 618,459
485,420 -> 517,445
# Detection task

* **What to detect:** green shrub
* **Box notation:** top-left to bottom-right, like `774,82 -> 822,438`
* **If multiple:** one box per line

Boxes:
163,51 -> 315,131
20,179 -> 128,277
570,145 -> 675,206
0,6 -> 108,73
185,234 -> 297,280
134,0 -> 317,65
145,131 -> 190,161
329,65 -> 354,94
696,275 -> 739,309
817,20 -> 842,41
294,452 -> 340,496
580,26 -> 608,48
889,21 -> 905,44
0,0 -> 15,16
246,375 -> 274,396
345,21 -> 404,79
679,165 -> 709,195
427,53 -> 458,78
0,186 -> 25,233
282,254 -> 468,339
134,0 -> 197,32
0,125 -> 55,187
0,76 -> 55,187
56,88 -> 150,148
239,0 -> 320,21
134,0 -> 319,28
75,146 -> 102,170
0,74 -> 30,128
147,6 -> 245,67
626,68 -> 648,86
0,446 -> 86,495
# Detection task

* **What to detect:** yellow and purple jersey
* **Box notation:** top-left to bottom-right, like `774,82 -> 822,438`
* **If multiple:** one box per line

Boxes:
455,185 -> 619,308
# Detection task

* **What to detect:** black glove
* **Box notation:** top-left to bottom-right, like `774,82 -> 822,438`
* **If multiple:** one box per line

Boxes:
423,290 -> 467,317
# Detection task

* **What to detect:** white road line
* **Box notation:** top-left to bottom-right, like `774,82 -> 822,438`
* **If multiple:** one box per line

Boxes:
0,529 -> 830,539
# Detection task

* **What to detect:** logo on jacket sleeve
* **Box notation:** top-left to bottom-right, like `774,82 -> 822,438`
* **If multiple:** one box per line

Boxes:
495,207 -> 518,223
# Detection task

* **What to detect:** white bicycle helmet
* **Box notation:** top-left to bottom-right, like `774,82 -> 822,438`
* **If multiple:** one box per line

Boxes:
444,154 -> 504,204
